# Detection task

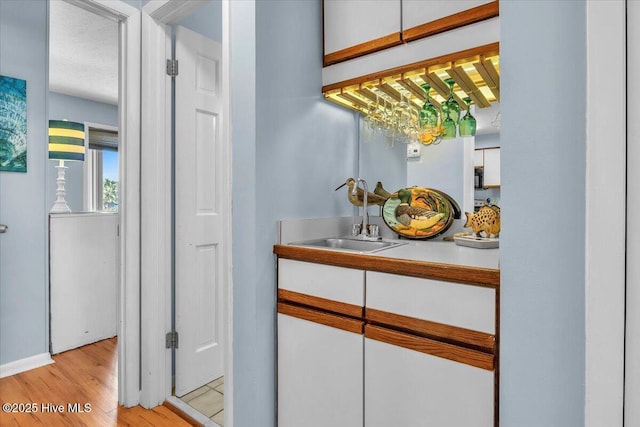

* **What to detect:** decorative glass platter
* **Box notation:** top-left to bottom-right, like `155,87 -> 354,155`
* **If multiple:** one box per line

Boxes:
382,187 -> 458,239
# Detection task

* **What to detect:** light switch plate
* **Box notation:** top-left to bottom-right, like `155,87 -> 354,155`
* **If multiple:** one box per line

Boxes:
407,142 -> 421,159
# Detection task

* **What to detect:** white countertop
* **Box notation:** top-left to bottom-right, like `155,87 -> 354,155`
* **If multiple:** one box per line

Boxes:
370,240 -> 499,270
278,217 -> 499,271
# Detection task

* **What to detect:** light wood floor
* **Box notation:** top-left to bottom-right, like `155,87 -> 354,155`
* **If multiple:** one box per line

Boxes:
0,338 -> 193,427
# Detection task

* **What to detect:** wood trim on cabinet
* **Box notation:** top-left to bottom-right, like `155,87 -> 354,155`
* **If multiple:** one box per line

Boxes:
365,324 -> 494,371
366,308 -> 495,353
323,32 -> 403,67
322,42 -> 499,94
278,289 -> 364,319
278,302 -> 364,334
402,1 -> 500,43
273,245 -> 500,288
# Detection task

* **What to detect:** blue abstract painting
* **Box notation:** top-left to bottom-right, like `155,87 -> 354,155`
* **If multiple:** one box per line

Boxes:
0,75 -> 27,172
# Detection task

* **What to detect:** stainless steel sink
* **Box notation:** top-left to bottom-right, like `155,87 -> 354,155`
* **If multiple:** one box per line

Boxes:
291,237 -> 405,253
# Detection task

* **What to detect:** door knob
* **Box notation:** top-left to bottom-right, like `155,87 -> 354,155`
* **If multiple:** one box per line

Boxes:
0,224 -> 7,234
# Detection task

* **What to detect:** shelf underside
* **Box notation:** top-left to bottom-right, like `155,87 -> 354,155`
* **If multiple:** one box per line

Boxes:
323,43 -> 500,115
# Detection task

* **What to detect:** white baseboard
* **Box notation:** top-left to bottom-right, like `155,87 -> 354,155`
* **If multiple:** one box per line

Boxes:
0,352 -> 55,378
165,396 -> 220,427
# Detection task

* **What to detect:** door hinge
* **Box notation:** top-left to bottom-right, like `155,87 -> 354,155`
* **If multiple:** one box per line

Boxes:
166,59 -> 179,77
166,331 -> 179,349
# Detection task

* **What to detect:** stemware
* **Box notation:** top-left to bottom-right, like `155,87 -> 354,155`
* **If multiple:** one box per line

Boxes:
419,84 -> 438,129
419,83 -> 441,145
442,110 -> 456,140
458,97 -> 477,137
394,91 -> 411,143
443,78 -> 460,124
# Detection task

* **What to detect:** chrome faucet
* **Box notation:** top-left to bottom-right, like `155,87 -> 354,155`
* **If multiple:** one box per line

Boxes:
351,178 -> 380,240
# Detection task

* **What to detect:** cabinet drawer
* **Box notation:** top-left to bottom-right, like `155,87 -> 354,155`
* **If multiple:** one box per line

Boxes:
366,271 -> 495,334
278,259 -> 364,306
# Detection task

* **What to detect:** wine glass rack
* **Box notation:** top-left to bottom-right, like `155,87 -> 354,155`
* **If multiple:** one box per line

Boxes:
322,43 -> 500,115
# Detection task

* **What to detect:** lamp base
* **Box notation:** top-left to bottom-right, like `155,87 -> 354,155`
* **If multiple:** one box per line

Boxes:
50,200 -> 71,213
50,162 -> 72,213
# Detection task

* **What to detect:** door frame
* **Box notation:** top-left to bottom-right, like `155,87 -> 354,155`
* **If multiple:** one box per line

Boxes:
61,0 -> 141,407
584,1 -> 626,425
139,1 -> 233,423
625,0 -> 639,424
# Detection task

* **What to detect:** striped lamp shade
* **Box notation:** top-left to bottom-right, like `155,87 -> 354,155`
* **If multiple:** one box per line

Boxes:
48,120 -> 85,161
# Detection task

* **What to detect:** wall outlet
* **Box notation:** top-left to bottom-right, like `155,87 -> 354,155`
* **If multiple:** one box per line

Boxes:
407,142 -> 421,159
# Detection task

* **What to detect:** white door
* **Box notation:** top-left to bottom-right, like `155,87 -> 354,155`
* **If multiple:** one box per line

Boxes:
174,25 -> 224,396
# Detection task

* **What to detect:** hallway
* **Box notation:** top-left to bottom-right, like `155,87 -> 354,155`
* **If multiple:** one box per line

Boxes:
0,338 -> 193,426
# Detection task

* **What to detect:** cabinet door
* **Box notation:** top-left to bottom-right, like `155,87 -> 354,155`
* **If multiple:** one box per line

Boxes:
483,147 -> 500,187
365,336 -> 494,427
474,148 -> 484,168
278,313 -> 364,427
402,0 -> 498,42
323,0 -> 401,65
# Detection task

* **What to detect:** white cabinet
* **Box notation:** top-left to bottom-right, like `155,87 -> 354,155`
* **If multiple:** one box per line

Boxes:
364,271 -> 496,426
475,147 -> 500,188
276,260 -> 497,427
483,147 -> 500,187
323,0 -> 498,65
474,148 -> 485,168
277,259 -> 365,427
278,314 -> 364,427
323,0 -> 401,65
50,213 -> 119,354
365,337 -> 494,427
402,0 -> 494,33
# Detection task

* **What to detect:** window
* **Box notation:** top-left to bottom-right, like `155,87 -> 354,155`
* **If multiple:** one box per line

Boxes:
84,125 -> 119,212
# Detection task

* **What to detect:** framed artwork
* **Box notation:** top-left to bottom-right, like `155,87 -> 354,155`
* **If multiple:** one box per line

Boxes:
0,75 -> 27,172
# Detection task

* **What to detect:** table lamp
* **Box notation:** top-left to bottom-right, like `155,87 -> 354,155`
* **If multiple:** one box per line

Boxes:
49,119 -> 85,213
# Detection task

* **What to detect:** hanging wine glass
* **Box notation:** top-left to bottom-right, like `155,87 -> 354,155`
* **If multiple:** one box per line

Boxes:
459,97 -> 477,137
363,100 -> 376,142
443,78 -> 461,124
419,84 -> 438,129
394,91 -> 411,143
442,109 -> 456,140
406,107 -> 421,145
419,83 -> 441,145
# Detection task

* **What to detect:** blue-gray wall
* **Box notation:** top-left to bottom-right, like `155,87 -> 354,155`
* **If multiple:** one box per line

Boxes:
0,2 -> 592,426
178,0 -> 221,42
500,1 -> 586,426
358,121 -> 407,201
0,0 -> 49,365
47,92 -> 118,212
231,0 -> 358,425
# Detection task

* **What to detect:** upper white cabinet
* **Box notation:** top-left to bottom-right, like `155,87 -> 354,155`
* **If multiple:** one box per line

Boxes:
474,149 -> 484,168
323,0 -> 498,66
483,147 -> 500,187
402,0 -> 496,41
323,0 -> 401,66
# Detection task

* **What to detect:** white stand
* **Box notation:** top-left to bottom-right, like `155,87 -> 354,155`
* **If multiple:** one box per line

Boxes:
50,160 -> 71,213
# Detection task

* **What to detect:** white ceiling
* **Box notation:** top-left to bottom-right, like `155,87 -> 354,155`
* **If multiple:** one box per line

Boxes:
49,0 -> 119,106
